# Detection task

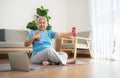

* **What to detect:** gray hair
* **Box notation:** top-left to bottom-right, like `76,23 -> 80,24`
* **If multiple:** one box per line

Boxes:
37,16 -> 47,25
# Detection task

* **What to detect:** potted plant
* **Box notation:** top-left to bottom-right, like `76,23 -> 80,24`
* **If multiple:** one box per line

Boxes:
26,6 -> 52,30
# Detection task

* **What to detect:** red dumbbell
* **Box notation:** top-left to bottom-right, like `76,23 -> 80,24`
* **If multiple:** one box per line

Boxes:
72,26 -> 77,37
36,32 -> 40,41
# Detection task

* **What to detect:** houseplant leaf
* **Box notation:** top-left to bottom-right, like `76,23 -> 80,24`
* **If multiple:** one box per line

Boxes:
26,20 -> 37,30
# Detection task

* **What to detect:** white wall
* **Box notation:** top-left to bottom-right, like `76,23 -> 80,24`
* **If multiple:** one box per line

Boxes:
0,0 -> 90,32
66,0 -> 90,32
0,0 -> 67,32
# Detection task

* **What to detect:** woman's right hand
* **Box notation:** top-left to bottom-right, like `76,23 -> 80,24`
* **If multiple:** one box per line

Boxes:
24,32 -> 40,47
34,32 -> 40,41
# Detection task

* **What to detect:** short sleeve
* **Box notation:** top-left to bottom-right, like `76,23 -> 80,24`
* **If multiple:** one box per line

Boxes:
26,31 -> 34,40
47,30 -> 56,39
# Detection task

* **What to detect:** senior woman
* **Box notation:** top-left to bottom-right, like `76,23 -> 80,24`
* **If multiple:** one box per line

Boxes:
24,16 -> 76,66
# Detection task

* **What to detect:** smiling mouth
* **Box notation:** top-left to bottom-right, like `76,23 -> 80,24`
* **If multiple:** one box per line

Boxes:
39,26 -> 45,28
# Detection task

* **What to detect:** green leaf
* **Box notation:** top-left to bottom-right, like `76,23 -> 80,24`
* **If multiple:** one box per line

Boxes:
34,15 -> 39,18
37,8 -> 47,16
26,20 -> 37,30
46,15 -> 51,22
45,9 -> 49,12
41,6 -> 44,10
40,10 -> 47,16
46,23 -> 52,30
37,8 -> 41,16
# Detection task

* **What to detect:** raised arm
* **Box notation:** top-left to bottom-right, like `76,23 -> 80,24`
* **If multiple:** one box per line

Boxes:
54,32 -> 72,39
54,27 -> 77,39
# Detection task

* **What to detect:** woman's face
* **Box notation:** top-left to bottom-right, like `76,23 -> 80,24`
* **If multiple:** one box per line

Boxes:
37,18 -> 47,31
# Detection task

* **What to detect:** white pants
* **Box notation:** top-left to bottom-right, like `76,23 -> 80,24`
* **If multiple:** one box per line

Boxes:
31,47 -> 68,65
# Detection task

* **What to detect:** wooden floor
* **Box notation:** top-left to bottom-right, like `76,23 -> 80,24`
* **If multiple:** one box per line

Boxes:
0,57 -> 120,78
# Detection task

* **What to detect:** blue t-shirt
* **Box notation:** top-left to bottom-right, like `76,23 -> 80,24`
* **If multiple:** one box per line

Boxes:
26,30 -> 56,55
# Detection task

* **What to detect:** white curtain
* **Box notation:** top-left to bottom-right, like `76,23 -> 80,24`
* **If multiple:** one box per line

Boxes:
89,0 -> 120,59
112,0 -> 120,60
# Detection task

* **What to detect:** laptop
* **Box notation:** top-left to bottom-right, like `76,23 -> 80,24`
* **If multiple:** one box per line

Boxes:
8,52 -> 41,72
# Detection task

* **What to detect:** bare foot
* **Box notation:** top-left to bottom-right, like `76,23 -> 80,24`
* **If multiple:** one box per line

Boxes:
42,61 -> 51,66
67,59 -> 76,64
